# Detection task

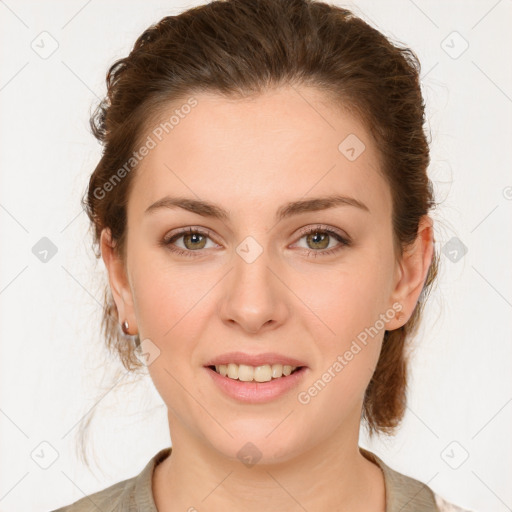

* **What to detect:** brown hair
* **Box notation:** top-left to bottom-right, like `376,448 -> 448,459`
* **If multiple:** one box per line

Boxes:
79,0 -> 439,462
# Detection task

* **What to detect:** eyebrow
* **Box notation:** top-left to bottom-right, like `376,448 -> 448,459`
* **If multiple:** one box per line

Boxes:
144,194 -> 370,221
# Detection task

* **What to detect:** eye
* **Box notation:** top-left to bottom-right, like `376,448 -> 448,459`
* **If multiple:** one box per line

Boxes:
160,224 -> 351,258
293,224 -> 351,258
161,227 -> 218,257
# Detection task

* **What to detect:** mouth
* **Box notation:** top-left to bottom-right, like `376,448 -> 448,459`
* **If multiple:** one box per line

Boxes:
202,352 -> 309,402
206,363 -> 304,382
204,362 -> 308,403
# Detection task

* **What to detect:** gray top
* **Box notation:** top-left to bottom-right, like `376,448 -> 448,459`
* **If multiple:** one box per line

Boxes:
50,446 -> 472,512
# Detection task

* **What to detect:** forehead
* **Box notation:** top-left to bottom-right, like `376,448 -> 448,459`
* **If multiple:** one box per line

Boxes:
128,86 -> 391,221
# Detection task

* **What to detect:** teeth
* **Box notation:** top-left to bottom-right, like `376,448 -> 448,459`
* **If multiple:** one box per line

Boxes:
214,363 -> 298,382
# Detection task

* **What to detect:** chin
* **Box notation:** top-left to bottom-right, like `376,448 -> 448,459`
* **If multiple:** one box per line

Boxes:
204,422 -> 310,467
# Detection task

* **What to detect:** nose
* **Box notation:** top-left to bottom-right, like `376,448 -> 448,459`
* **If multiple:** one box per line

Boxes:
218,246 -> 290,334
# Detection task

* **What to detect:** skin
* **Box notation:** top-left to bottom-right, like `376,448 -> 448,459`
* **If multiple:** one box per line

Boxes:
101,85 -> 434,512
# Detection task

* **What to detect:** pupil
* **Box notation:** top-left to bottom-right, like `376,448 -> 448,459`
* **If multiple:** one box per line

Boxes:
308,232 -> 328,249
185,232 -> 206,250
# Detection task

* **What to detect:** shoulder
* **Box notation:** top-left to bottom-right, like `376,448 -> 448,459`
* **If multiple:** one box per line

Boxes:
49,447 -> 172,512
49,475 -> 136,512
433,492 -> 476,512
359,446 -> 475,512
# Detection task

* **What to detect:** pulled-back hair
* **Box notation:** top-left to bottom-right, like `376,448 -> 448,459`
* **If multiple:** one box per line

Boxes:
80,0 -> 439,457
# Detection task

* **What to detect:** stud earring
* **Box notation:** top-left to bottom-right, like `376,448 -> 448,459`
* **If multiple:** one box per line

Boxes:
121,320 -> 130,335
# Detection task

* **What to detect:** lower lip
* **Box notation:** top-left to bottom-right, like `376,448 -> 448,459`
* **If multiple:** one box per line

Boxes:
205,366 -> 308,403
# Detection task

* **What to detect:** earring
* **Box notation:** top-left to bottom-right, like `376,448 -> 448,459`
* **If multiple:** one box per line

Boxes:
121,320 -> 130,335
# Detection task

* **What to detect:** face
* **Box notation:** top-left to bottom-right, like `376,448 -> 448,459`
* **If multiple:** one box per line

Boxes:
102,85 -> 427,464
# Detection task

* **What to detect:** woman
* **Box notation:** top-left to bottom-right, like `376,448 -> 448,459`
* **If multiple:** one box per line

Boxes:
51,0 -> 473,510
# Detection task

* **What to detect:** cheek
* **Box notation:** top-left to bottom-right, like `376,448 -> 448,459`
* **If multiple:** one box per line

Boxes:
131,259 -> 212,425
296,272 -> 386,422
129,249 -> 209,341
292,249 -> 393,401
129,250 -> 214,379
296,256 -> 394,350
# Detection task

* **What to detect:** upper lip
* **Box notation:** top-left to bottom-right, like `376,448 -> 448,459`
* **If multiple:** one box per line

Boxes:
204,351 -> 308,368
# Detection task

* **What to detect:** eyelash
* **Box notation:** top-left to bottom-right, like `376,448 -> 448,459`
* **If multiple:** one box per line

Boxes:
161,225 -> 351,259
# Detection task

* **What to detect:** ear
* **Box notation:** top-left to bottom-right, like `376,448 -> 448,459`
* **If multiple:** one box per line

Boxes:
100,228 -> 138,335
386,215 -> 434,330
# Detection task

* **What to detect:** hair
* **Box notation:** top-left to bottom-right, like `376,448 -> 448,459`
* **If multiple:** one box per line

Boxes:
78,0 -> 439,465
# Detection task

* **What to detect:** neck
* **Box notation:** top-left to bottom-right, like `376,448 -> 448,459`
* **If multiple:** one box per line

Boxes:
153,417 -> 386,512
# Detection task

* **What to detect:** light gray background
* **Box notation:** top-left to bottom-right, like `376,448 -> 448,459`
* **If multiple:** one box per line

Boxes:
0,1 -> 511,511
